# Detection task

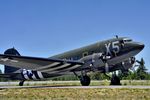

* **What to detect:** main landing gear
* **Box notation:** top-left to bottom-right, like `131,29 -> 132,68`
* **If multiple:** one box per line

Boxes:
73,71 -> 91,86
19,80 -> 25,86
74,71 -> 121,86
104,73 -> 121,85
110,74 -> 121,85
80,75 -> 91,86
79,74 -> 121,86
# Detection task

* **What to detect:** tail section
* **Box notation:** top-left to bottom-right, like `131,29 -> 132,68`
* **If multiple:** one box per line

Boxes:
4,48 -> 20,74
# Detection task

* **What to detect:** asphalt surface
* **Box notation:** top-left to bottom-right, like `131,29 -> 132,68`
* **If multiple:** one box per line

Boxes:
0,81 -> 150,89
1,85 -> 150,89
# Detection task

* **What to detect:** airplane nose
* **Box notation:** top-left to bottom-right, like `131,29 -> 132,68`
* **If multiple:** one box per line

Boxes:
136,42 -> 145,50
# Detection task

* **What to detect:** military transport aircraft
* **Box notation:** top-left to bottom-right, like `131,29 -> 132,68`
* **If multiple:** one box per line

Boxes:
0,36 -> 144,86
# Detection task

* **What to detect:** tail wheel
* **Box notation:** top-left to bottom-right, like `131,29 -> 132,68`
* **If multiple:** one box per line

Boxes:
80,75 -> 91,86
19,80 -> 24,86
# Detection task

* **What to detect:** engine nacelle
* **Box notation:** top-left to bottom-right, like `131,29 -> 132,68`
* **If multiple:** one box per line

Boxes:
80,53 -> 108,69
21,69 -> 44,80
122,57 -> 135,70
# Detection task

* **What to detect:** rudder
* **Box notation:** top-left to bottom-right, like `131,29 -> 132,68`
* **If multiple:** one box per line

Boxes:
4,48 -> 20,73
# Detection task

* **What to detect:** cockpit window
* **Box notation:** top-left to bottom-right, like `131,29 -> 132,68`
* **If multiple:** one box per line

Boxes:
123,38 -> 132,42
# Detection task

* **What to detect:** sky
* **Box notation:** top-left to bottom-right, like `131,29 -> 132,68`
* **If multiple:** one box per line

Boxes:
0,0 -> 149,72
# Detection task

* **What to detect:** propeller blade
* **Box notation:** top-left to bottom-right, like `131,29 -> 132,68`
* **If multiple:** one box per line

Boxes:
105,62 -> 109,73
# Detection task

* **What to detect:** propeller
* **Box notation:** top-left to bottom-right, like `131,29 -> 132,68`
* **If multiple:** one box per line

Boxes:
131,57 -> 136,64
130,58 -> 145,72
120,40 -> 125,48
130,57 -> 137,71
136,58 -> 145,66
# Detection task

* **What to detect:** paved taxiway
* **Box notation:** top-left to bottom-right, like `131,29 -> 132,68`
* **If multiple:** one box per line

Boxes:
1,81 -> 150,89
1,86 -> 150,89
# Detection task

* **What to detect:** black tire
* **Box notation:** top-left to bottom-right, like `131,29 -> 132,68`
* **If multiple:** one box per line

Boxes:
19,81 -> 24,86
110,75 -> 121,85
80,75 -> 91,86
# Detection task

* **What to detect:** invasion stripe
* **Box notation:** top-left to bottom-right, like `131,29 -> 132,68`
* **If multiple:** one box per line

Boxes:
48,63 -> 64,69
31,71 -> 37,80
22,70 -> 30,80
63,64 -> 82,71
39,63 -> 64,71
44,63 -> 71,72
56,64 -> 76,71
27,75 -> 33,80
31,74 -> 37,80
40,63 -> 64,72
23,74 -> 30,80
33,71 -> 40,79
60,65 -> 82,72
27,70 -> 33,80
37,62 -> 61,71
45,65 -> 82,74
37,71 -> 44,79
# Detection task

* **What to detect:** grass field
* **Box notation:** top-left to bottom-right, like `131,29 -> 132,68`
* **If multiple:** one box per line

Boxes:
0,80 -> 150,100
0,88 -> 150,100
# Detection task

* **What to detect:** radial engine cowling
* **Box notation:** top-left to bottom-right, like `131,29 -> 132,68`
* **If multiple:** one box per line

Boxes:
120,57 -> 136,71
80,53 -> 105,68
21,69 -> 44,80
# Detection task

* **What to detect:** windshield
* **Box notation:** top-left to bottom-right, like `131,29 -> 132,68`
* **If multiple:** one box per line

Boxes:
123,38 -> 132,43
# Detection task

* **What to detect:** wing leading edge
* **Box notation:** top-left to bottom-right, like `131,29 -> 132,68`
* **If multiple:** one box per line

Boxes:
0,54 -> 84,73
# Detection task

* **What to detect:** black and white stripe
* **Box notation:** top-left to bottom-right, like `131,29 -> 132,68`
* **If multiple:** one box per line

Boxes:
37,62 -> 61,71
21,62 -> 82,80
43,63 -> 82,73
37,60 -> 83,72
42,63 -> 71,72
21,69 -> 44,80
46,64 -> 82,74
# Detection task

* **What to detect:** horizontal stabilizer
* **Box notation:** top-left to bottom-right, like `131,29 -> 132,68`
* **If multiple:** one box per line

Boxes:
0,74 -> 11,78
0,73 -> 20,79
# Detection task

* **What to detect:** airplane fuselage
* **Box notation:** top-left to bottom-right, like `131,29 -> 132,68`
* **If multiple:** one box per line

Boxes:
50,37 -> 144,73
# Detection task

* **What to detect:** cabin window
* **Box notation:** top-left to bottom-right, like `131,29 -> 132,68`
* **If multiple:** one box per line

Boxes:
82,52 -> 88,57
91,51 -> 94,55
73,56 -> 80,60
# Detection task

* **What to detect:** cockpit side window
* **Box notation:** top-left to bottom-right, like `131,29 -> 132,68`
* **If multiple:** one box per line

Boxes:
123,38 -> 132,43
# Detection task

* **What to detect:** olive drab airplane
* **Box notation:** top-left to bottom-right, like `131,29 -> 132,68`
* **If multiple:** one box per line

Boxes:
0,36 -> 144,86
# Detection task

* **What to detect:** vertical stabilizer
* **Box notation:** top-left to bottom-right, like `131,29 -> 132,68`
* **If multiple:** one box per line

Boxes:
4,48 -> 20,73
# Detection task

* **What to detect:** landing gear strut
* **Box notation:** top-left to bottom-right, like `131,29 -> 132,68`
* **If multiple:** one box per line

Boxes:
73,71 -> 91,86
110,75 -> 121,85
80,75 -> 91,86
19,80 -> 25,86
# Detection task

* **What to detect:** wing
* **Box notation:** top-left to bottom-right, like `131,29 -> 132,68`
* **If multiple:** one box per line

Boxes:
0,54 -> 84,73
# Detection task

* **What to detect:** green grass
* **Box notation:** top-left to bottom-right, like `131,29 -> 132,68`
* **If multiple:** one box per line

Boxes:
0,88 -> 150,100
1,80 -> 150,100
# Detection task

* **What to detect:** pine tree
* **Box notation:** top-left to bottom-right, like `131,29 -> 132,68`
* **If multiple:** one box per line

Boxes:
136,58 -> 148,80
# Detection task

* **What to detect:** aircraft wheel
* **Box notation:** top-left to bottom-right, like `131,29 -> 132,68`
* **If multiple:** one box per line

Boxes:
110,75 -> 121,85
19,80 -> 24,86
80,75 -> 91,86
